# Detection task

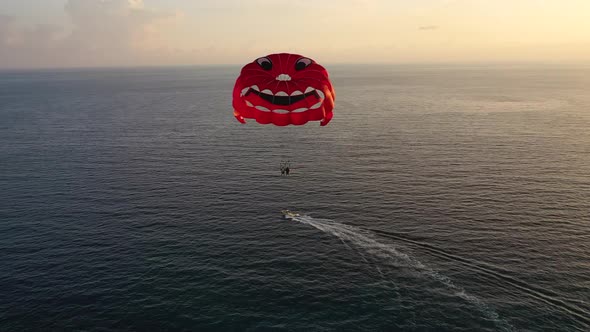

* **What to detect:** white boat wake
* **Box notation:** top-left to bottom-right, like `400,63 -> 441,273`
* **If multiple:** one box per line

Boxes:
286,212 -> 514,331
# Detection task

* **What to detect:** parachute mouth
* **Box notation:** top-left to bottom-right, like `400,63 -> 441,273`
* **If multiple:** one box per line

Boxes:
246,88 -> 320,106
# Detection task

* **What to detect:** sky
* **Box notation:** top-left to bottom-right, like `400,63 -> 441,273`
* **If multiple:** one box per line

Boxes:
0,0 -> 589,69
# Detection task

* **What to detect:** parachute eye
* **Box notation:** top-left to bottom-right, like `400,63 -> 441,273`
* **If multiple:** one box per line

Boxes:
295,57 -> 312,71
256,57 -> 273,70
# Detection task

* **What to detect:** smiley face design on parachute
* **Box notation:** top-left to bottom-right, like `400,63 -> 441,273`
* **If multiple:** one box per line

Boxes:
232,53 -> 335,126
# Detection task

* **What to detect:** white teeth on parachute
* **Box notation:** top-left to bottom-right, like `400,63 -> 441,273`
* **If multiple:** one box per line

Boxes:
243,85 -> 324,113
247,85 -> 322,98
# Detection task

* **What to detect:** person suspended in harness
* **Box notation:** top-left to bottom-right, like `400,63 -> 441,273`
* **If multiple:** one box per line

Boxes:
280,160 -> 291,176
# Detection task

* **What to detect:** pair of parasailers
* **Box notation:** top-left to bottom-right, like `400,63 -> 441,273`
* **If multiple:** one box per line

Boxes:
280,161 -> 291,176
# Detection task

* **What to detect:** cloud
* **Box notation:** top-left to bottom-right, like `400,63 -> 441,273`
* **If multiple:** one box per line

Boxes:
65,0 -> 170,48
0,0 -> 181,68
0,14 -> 65,67
419,25 -> 439,30
0,15 -> 63,47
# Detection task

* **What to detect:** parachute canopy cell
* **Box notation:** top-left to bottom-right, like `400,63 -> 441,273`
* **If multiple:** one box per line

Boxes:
232,53 -> 335,126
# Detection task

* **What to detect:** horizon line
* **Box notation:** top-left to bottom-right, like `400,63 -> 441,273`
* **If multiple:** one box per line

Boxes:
1,60 -> 589,72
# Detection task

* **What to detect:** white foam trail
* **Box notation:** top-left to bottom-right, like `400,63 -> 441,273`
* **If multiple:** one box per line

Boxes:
288,213 -> 514,331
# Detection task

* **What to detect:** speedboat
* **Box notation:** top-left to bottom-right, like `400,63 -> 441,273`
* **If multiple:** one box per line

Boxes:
281,210 -> 300,218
